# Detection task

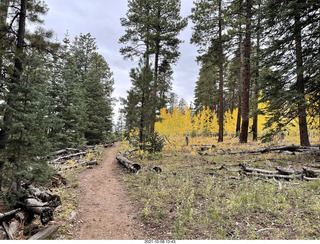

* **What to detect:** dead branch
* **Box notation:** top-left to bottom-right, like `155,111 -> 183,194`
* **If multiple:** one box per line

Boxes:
275,166 -> 302,175
28,225 -> 60,240
0,209 -> 21,223
2,222 -> 13,240
239,164 -> 278,175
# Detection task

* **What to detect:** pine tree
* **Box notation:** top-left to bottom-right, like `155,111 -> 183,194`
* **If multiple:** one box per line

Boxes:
120,0 -> 187,136
70,33 -> 114,145
239,0 -> 252,143
261,0 -> 319,146
190,0 -> 226,142
0,0 -> 58,192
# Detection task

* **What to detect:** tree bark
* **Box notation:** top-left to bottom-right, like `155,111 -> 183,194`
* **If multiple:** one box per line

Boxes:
252,1 -> 261,141
217,0 -> 224,143
28,225 -> 60,240
116,155 -> 141,172
236,0 -> 243,137
240,0 -> 252,143
294,6 -> 311,147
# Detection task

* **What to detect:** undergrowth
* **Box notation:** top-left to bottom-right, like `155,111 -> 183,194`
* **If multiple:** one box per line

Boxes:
120,137 -> 320,240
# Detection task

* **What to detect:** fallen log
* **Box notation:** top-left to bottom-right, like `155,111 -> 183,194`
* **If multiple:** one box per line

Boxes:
116,156 -> 141,173
28,225 -> 60,240
239,164 -> 278,175
104,142 -> 114,148
303,176 -> 320,181
58,160 -> 98,171
243,171 -> 301,180
2,222 -> 13,240
27,185 -> 61,207
0,209 -> 21,223
0,226 -> 7,240
303,167 -> 320,178
51,152 -> 87,164
24,198 -> 53,225
275,166 -> 302,175
199,145 -> 320,156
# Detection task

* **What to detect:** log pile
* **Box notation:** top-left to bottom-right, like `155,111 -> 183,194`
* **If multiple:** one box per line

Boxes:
199,145 -> 320,156
49,145 -> 106,171
239,163 -> 320,181
0,184 -> 61,240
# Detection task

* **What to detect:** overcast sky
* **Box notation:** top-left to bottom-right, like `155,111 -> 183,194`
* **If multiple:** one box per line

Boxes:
42,0 -> 199,120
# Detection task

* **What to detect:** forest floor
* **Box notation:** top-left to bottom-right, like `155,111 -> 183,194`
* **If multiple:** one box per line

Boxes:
56,142 -> 147,240
52,137 -> 320,240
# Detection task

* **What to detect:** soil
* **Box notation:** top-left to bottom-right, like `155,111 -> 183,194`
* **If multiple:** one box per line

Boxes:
72,142 -> 147,240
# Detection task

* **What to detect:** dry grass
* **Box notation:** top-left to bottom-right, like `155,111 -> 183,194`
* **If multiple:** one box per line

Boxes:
120,137 -> 320,240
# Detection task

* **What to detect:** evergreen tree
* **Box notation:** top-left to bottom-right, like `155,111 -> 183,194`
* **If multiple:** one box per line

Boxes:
70,33 -> 115,145
0,0 -> 58,192
239,0 -> 252,143
261,0 -> 320,146
120,0 -> 187,136
190,0 -> 226,142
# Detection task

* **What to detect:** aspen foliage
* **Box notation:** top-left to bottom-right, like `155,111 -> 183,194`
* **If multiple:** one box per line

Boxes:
155,102 -> 320,146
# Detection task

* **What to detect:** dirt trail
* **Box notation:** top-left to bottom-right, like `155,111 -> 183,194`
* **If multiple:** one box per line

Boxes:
73,142 -> 146,240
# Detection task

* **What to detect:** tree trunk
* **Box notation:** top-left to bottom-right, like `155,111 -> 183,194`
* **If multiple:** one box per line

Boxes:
294,6 -> 310,147
252,1 -> 261,141
236,0 -> 243,137
218,0 -> 224,143
240,0 -> 252,143
116,155 -> 141,172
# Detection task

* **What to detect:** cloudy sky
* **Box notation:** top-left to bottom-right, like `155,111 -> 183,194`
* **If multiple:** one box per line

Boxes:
42,0 -> 200,119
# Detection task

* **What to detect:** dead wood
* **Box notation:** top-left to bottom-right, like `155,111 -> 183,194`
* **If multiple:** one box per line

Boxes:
211,164 -> 229,171
8,220 -> 19,238
302,167 -> 320,178
24,198 -> 53,225
303,176 -> 320,181
0,226 -> 7,240
243,171 -> 301,180
116,155 -> 141,173
239,164 -> 278,175
59,160 -> 98,171
104,142 -> 114,148
199,145 -> 320,156
27,185 -> 61,207
2,222 -> 13,240
275,166 -> 302,175
309,164 -> 320,169
0,209 -> 21,223
51,151 -> 87,164
51,174 -> 67,187
28,225 -> 60,240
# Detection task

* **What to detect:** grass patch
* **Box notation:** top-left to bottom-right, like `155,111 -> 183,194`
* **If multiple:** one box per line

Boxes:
120,138 -> 320,240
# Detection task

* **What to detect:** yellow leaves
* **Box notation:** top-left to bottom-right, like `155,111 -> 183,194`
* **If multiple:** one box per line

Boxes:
155,102 -> 319,149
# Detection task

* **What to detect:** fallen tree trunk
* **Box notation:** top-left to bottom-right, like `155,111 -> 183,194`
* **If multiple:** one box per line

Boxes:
239,164 -> 278,175
116,156 -> 141,173
27,185 -> 61,207
2,222 -> 13,240
58,160 -> 98,171
243,171 -> 301,180
199,145 -> 320,156
275,166 -> 302,175
28,225 -> 60,240
50,152 -> 87,164
0,209 -> 21,223
303,167 -> 320,178
24,198 -> 54,225
104,142 -> 114,148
